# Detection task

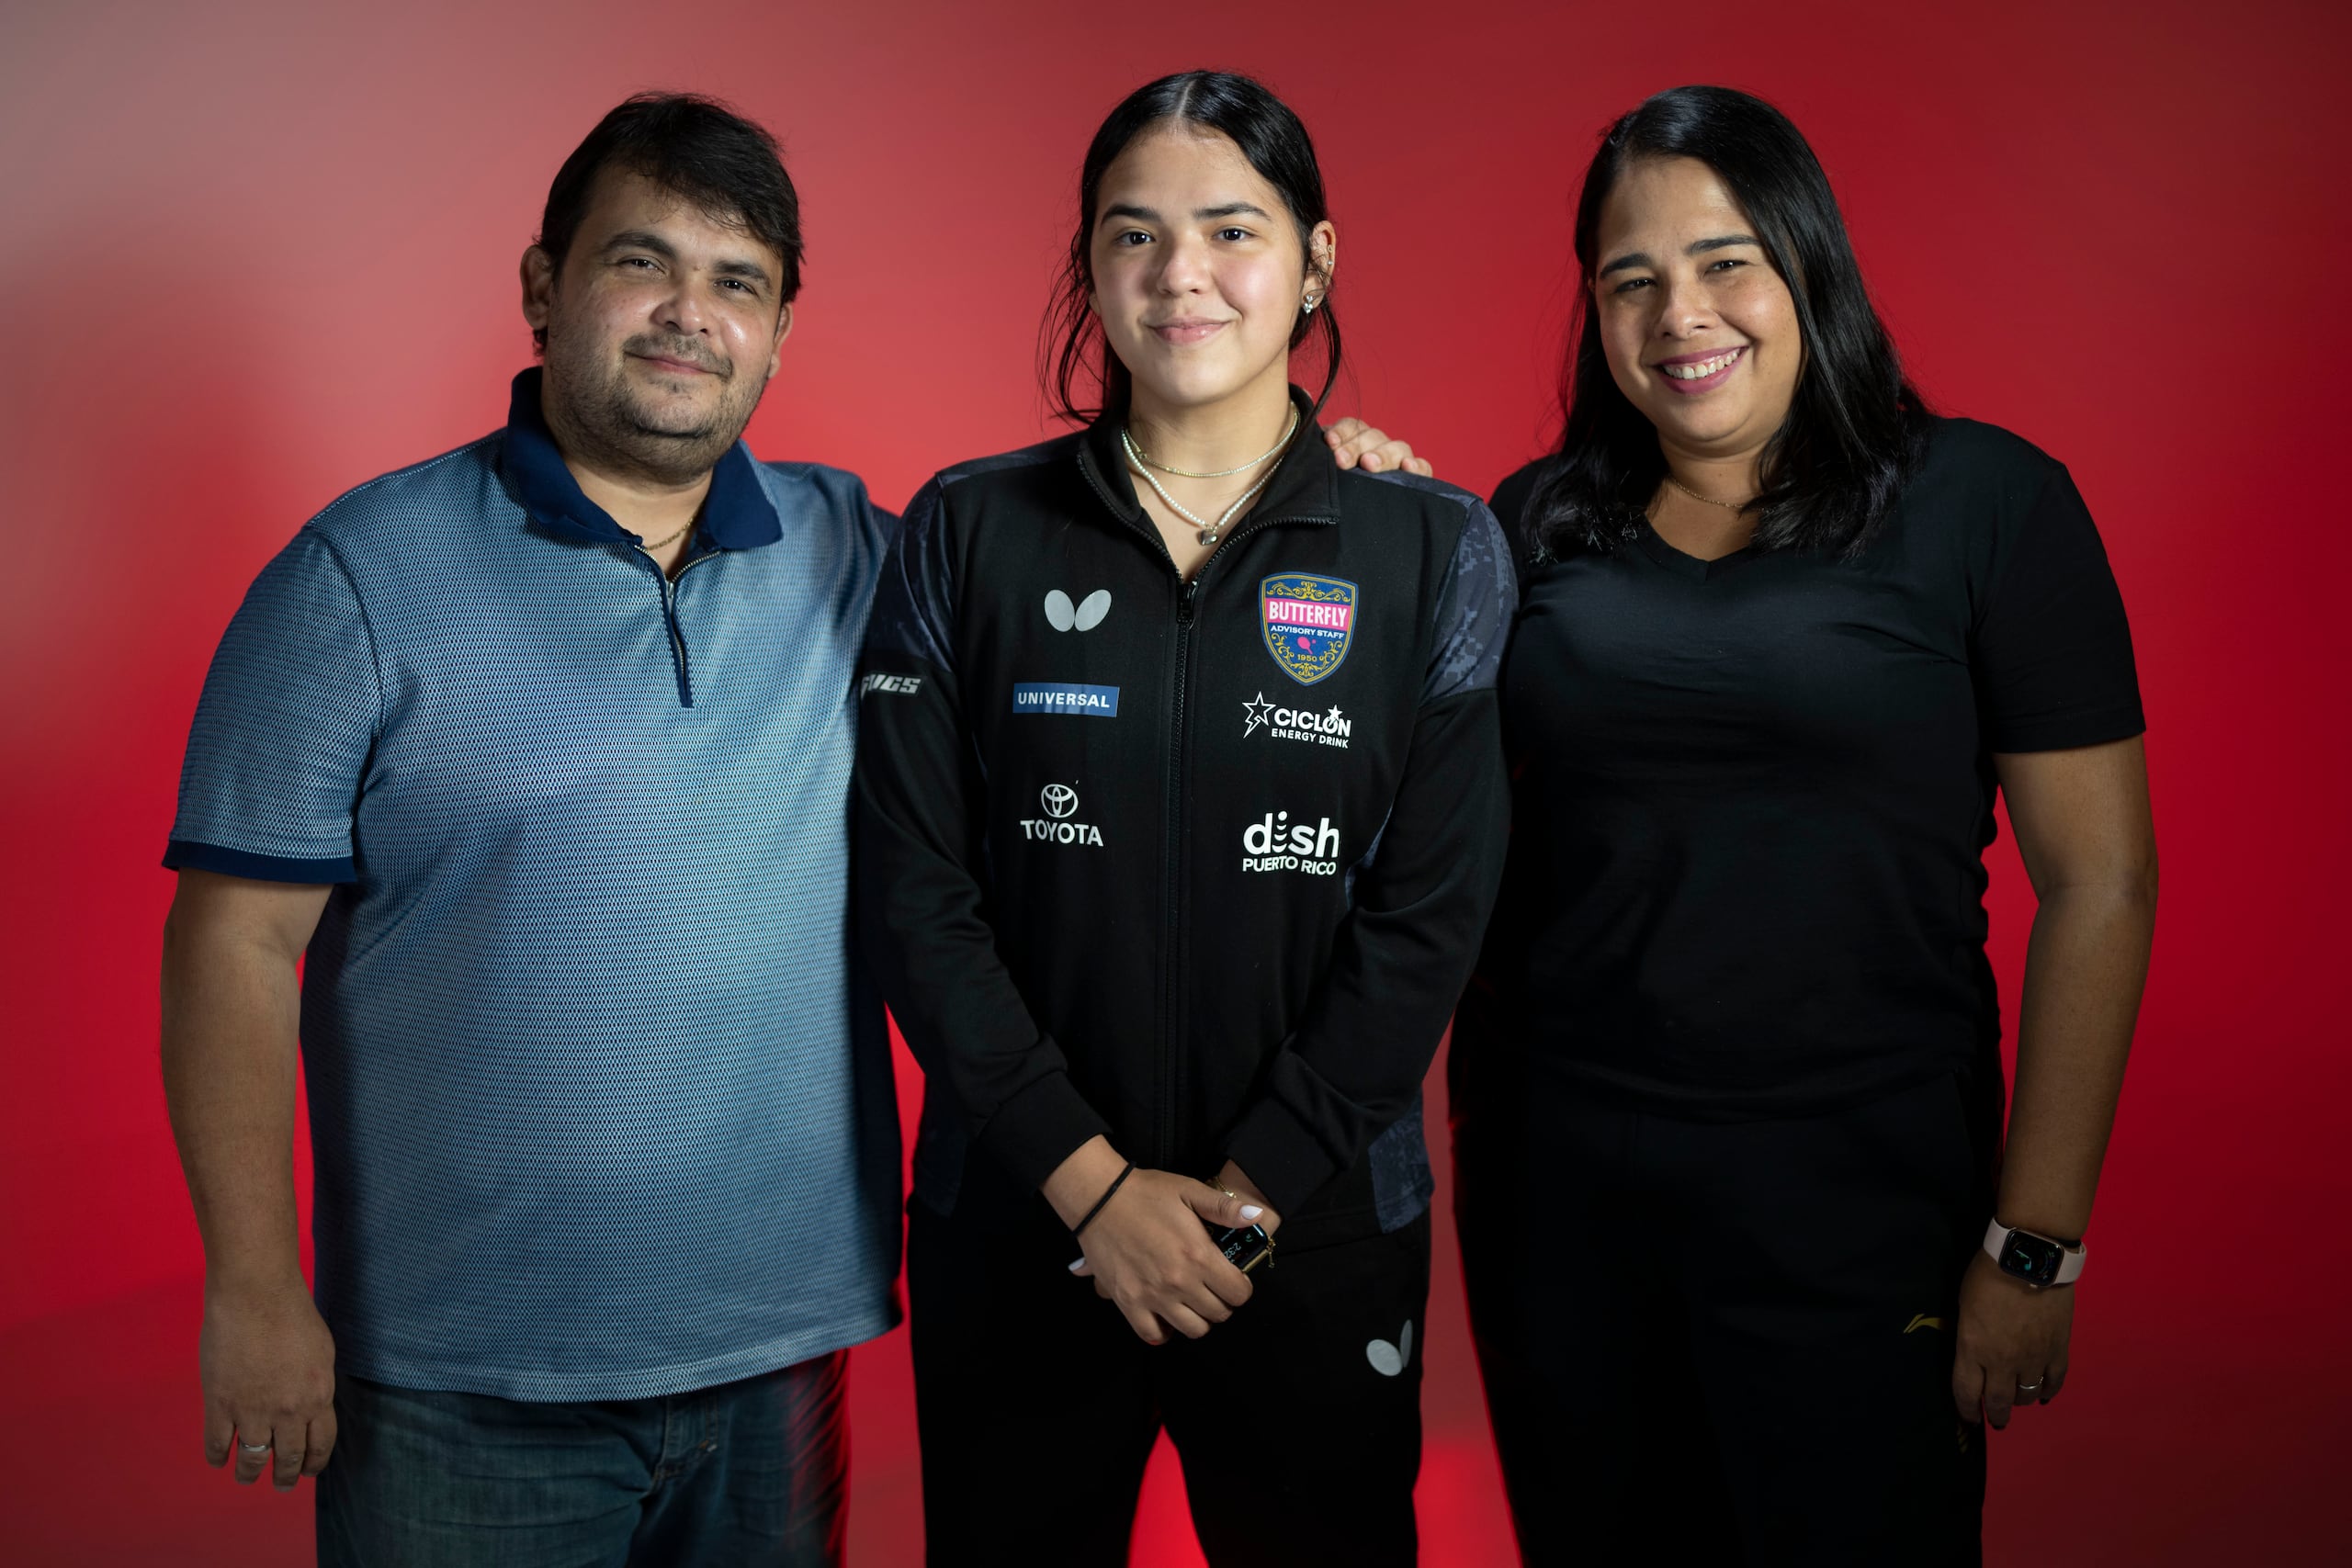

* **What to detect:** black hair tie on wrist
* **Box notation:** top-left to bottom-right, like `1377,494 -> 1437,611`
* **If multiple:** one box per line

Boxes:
1071,1161 -> 1136,1238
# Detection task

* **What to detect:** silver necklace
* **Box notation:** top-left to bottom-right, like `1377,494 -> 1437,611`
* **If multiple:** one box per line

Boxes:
1127,407 -> 1299,479
1122,432 -> 1283,545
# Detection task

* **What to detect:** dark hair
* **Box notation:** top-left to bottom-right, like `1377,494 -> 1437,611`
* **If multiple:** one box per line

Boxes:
534,93 -> 804,349
1529,85 -> 1928,560
1040,71 -> 1341,425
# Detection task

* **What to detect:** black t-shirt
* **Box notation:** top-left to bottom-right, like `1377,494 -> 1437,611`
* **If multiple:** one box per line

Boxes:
1467,418 -> 2144,1119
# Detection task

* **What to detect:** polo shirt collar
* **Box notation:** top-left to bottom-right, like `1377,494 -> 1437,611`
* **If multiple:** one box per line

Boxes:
499,367 -> 781,550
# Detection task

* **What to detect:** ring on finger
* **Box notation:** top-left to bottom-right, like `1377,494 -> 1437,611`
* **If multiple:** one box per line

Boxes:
2015,1378 -> 2043,1393
238,1438 -> 272,1454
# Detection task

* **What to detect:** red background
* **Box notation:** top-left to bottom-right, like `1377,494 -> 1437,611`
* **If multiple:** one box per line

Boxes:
5,1 -> 2346,1561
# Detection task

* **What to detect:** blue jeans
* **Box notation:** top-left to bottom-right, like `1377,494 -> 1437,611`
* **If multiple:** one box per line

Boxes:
315,1354 -> 847,1568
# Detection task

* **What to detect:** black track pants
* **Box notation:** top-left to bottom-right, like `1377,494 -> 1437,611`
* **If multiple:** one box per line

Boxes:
909,1179 -> 1431,1567
1453,1065 -> 1997,1567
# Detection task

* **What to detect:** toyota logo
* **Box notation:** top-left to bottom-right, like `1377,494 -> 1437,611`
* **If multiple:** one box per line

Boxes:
1040,784 -> 1080,819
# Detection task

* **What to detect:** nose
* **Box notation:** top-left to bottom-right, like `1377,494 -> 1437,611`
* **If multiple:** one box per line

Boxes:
653,274 -> 711,338
1156,231 -> 1213,296
1653,270 -> 1717,340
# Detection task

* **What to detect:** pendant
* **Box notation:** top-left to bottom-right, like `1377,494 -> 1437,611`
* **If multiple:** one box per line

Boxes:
1199,527 -> 1219,545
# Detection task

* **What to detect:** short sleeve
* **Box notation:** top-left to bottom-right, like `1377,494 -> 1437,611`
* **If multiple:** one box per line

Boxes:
1972,467 -> 2145,753
164,529 -> 381,882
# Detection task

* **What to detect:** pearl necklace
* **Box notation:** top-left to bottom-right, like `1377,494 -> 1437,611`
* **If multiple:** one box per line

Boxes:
1120,411 -> 1297,545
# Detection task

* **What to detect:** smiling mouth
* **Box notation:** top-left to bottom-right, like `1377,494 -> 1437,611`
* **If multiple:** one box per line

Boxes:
1150,320 -> 1229,344
1657,347 -> 1745,380
631,352 -> 720,378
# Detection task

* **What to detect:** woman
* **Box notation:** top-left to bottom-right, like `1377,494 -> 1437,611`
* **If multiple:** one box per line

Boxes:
1453,86 -> 2156,1563
856,72 -> 1515,1565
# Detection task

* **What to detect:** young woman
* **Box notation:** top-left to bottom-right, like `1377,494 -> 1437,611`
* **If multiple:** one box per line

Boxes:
856,71 -> 1514,1566
1453,85 -> 2156,1563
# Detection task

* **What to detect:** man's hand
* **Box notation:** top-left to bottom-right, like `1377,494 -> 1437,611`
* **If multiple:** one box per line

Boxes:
1951,1248 -> 2074,1429
1325,418 -> 1433,477
200,1279 -> 337,1490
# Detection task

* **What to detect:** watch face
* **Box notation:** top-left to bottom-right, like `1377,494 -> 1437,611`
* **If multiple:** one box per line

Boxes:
1205,1220 -> 1273,1273
1997,1231 -> 2065,1287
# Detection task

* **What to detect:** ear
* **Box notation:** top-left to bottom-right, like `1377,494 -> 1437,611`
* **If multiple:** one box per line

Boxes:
1307,220 -> 1338,290
767,302 -> 793,380
521,245 -> 557,337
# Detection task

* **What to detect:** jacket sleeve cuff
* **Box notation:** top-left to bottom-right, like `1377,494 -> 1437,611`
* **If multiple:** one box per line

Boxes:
974,1068 -> 1114,1193
1223,1096 -> 1342,1220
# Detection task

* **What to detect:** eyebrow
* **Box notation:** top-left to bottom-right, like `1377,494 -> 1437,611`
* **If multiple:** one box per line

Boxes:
599,228 -> 773,289
1098,200 -> 1276,228
1598,234 -> 1763,276
600,229 -> 677,260
710,256 -> 774,288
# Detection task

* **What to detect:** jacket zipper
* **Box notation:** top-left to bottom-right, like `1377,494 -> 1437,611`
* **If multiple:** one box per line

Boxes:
1078,455 -> 1334,1170
1160,574 -> 1200,1168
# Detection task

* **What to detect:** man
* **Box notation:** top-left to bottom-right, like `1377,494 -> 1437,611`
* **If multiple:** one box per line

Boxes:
161,93 -> 1420,1565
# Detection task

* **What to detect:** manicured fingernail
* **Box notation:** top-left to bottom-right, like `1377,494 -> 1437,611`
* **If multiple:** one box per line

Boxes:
1239,1205 -> 1262,1221
1069,1257 -> 1085,1272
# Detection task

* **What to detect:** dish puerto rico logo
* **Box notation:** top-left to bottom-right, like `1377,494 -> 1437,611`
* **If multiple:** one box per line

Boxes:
1260,573 -> 1357,685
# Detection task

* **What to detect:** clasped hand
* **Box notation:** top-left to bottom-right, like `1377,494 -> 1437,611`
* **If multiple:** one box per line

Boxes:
1068,1167 -> 1274,1345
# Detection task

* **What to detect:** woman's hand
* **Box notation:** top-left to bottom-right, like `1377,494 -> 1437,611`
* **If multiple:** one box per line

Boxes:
1215,1159 -> 1282,1236
1951,1248 -> 2075,1428
1066,1168 -> 1264,1343
1046,1139 -> 1264,1344
1325,418 -> 1434,477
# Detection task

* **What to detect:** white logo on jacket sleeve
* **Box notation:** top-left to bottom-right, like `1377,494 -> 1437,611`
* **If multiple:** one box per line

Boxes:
1023,783 -> 1103,846
861,672 -> 922,697
1044,589 -> 1113,632
1242,692 -> 1350,748
1241,810 -> 1340,874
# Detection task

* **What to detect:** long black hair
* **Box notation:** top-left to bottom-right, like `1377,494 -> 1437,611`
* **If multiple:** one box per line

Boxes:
1528,85 -> 1928,560
1039,71 -> 1341,426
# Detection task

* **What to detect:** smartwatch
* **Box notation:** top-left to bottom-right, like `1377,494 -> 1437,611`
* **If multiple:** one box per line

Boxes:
1982,1217 -> 2086,1288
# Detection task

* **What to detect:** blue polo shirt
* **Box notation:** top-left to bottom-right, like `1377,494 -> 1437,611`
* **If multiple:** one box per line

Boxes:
166,370 -> 902,1401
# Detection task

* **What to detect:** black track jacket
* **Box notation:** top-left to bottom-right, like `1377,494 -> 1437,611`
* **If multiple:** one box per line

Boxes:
856,400 -> 1515,1245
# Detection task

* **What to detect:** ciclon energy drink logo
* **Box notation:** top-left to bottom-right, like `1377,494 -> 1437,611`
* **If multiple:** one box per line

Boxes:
1021,782 -> 1103,847
1242,692 -> 1351,749
1260,573 -> 1357,685
1241,810 -> 1340,875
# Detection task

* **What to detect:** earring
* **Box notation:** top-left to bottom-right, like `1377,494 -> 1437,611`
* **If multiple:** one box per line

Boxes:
1303,296 -> 1321,313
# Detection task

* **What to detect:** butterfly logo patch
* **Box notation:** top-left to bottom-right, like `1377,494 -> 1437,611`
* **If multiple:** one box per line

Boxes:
1260,573 -> 1357,685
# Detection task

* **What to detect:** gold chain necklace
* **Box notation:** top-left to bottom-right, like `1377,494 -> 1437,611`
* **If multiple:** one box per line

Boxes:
1663,473 -> 1756,512
1124,435 -> 1282,545
639,517 -> 697,552
1127,407 -> 1299,479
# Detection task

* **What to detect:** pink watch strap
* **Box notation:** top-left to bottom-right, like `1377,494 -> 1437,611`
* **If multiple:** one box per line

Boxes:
1982,1217 -> 2086,1285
